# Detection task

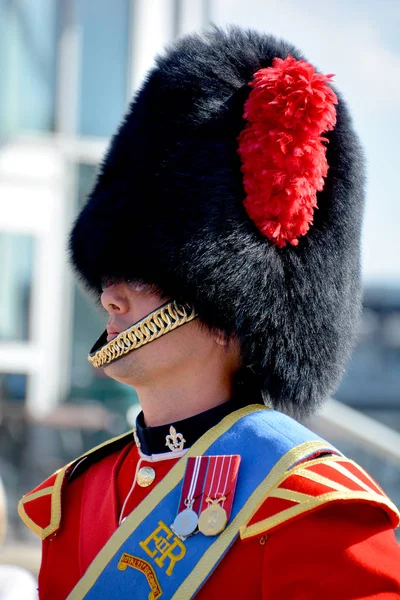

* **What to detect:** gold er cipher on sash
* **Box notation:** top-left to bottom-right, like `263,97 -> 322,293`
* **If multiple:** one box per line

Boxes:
139,521 -> 186,576
88,301 -> 197,368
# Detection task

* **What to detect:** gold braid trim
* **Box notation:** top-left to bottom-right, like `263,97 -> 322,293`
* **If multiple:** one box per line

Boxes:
88,301 -> 197,368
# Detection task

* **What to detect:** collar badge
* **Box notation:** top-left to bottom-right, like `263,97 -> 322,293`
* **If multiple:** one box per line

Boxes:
166,426 -> 186,452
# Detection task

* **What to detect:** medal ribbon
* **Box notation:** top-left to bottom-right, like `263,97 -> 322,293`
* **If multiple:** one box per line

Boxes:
178,456 -> 208,515
200,455 -> 241,520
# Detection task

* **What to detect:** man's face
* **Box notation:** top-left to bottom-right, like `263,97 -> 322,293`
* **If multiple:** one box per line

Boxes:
100,282 -> 239,388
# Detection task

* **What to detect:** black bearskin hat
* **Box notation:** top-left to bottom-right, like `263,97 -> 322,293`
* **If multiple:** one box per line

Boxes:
69,27 -> 365,417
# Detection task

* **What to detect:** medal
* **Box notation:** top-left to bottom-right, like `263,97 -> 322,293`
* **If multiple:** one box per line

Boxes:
198,455 -> 241,537
198,496 -> 227,536
172,501 -> 199,537
172,456 -> 208,538
172,454 -> 241,539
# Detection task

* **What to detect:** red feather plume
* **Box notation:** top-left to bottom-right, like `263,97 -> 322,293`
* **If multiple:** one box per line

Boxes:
237,55 -> 338,248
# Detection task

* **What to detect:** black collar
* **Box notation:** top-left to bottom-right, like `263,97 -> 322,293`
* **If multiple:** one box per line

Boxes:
135,398 -> 247,456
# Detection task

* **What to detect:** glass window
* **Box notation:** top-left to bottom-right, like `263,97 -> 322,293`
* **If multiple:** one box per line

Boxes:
0,372 -> 27,402
0,232 -> 34,342
76,0 -> 131,137
0,0 -> 58,136
0,0 -> 130,138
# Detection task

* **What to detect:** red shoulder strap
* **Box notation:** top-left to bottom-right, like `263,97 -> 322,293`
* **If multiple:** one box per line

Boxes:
17,467 -> 68,540
240,455 -> 400,540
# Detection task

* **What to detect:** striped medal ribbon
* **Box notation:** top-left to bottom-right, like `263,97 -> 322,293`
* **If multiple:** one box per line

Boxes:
198,455 -> 241,536
171,456 -> 208,538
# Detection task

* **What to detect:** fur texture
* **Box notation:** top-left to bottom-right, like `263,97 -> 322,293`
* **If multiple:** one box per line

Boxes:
69,27 -> 365,416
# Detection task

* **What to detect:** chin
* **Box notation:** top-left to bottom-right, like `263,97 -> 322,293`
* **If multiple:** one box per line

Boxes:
103,356 -> 135,382
103,352 -> 147,386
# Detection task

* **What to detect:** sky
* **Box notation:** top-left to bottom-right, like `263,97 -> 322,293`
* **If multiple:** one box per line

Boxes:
210,0 -> 400,283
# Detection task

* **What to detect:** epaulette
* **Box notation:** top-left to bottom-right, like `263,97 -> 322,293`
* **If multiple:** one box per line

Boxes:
240,455 -> 400,540
18,430 -> 134,539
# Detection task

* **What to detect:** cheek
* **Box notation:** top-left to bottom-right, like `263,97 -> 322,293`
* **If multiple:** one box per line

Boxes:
129,298 -> 165,325
105,321 -> 213,378
121,287 -> 168,326
135,321 -> 209,361
156,322 -> 213,360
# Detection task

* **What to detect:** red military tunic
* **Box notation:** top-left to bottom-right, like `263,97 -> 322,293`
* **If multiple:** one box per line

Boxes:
19,415 -> 400,599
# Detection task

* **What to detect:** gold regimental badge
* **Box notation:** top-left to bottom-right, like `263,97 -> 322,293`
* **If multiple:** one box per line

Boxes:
198,496 -> 228,536
165,426 -> 186,452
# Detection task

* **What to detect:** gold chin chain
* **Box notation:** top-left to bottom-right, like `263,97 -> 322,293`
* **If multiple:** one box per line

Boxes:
88,301 -> 197,368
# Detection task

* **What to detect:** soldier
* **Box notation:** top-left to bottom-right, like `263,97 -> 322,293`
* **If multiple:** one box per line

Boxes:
19,27 -> 400,599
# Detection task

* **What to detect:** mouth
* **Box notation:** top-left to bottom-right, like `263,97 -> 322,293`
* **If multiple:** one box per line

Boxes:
107,332 -> 119,342
106,320 -> 122,341
89,302 -> 198,369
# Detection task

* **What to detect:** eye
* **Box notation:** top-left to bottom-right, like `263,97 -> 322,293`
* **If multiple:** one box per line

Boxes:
128,280 -> 154,293
101,277 -> 117,291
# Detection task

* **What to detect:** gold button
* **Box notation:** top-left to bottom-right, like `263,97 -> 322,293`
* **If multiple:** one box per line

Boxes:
137,466 -> 156,487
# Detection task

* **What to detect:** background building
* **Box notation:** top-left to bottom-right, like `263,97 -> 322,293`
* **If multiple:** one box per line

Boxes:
0,0 -> 399,569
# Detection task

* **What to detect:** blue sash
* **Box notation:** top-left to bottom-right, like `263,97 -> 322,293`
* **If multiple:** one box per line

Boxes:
67,405 -> 338,599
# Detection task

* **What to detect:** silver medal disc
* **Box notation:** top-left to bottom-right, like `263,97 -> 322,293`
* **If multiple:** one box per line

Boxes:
172,508 -> 198,537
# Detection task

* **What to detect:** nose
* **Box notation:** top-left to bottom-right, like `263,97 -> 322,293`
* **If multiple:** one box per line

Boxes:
100,283 -> 129,315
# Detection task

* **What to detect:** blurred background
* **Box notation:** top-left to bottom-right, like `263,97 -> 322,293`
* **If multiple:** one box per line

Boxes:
0,0 -> 399,579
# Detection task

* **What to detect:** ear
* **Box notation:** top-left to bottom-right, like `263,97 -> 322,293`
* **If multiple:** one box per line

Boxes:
213,330 -> 229,346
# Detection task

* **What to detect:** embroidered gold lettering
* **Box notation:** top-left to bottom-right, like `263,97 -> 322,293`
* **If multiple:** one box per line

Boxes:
139,521 -> 186,576
118,552 -> 163,599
